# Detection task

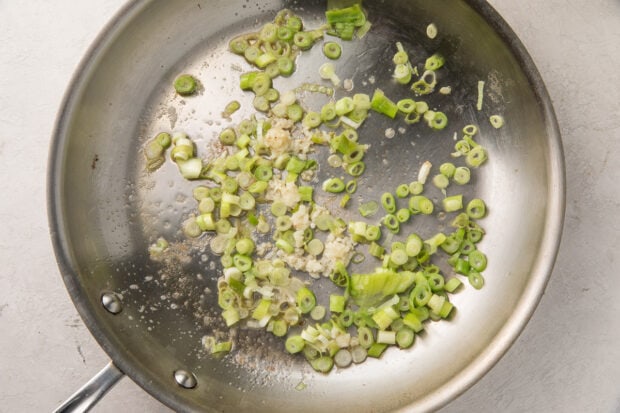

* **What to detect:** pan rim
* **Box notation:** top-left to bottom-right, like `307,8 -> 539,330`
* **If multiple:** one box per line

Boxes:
47,0 -> 565,412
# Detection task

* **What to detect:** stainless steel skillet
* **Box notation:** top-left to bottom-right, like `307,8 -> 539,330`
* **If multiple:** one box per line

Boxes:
49,1 -> 564,411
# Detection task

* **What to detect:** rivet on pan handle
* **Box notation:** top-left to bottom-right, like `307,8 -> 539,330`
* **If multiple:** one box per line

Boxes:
53,362 -> 124,413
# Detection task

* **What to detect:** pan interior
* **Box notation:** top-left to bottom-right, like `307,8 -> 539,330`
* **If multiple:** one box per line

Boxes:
50,0 -> 562,412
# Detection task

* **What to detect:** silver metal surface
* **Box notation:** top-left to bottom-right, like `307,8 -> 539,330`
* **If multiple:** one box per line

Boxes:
53,362 -> 124,413
174,370 -> 198,390
101,293 -> 122,315
48,1 -> 564,412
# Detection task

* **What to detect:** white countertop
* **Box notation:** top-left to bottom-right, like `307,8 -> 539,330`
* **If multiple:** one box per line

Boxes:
1,1 -> 619,412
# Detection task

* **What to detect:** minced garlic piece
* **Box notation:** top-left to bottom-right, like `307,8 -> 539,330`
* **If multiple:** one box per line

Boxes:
265,178 -> 301,209
291,204 -> 310,230
263,118 -> 294,156
320,233 -> 355,275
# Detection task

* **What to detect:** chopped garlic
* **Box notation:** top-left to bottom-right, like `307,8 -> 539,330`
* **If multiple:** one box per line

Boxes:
319,233 -> 355,276
418,160 -> 432,184
291,204 -> 311,230
263,118 -> 294,156
293,230 -> 305,249
266,178 -> 301,209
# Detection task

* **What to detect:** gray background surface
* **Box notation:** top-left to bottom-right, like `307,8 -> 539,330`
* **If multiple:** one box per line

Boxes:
1,1 -> 619,412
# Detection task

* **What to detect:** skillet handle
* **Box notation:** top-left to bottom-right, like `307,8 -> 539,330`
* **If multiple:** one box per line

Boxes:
53,361 -> 124,413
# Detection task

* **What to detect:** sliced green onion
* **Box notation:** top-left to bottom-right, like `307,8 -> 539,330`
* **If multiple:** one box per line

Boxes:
176,158 -> 203,180
229,35 -> 250,54
271,319 -> 288,337
396,327 -> 415,349
323,177 -> 346,193
335,97 -> 355,116
382,214 -> 400,233
395,184 -> 410,198
277,56 -> 295,77
390,249 -> 408,266
426,23 -> 438,39
259,23 -> 278,42
425,233 -> 447,254
346,161 -> 365,176
490,114 -> 504,128
195,187 -> 212,204
334,349 -> 352,368
298,185 -> 313,202
405,234 -> 423,257
174,74 -> 198,96
365,225 -> 381,241
323,41 -> 342,59
321,102 -> 337,121
468,250 -> 487,272
287,15 -> 303,31
410,284 -> 431,307
329,295 -> 346,313
276,238 -> 294,254
235,238 -> 255,255
293,31 -> 314,50
476,80 -> 485,111
396,208 -> 411,223
409,195 -> 434,215
397,99 -> 416,114
310,305 -> 326,321
439,162 -> 456,178
463,124 -> 478,136
370,89 -> 398,118
393,64 -> 412,84
466,198 -> 487,219
357,326 -> 374,349
424,53 -> 445,71
427,272 -> 445,292
233,254 -> 252,272
219,128 -> 237,146
287,103 -> 304,122
276,215 -> 293,232
440,233 -> 462,254
468,270 -> 485,289
411,78 -> 434,95
468,228 -> 484,244
427,111 -> 448,130
444,277 -> 462,293
459,240 -> 476,255
270,201 -> 287,217
367,343 -> 388,358
243,46 -> 260,64
454,258 -> 471,276
310,356 -> 334,373
393,42 -> 408,64
376,330 -> 396,345
296,287 -> 316,314
344,180 -> 357,194
433,174 -> 450,190
453,167 -> 471,185
319,62 -> 340,86
255,53 -> 277,69
155,132 -> 172,149
277,26 -> 294,41
443,195 -> 463,212
466,146 -> 488,168
408,181 -> 424,195
402,312 -> 423,333
359,201 -> 378,217
253,73 -> 273,96
252,96 -> 270,112
302,111 -> 322,129
381,192 -> 396,213
306,238 -> 324,256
